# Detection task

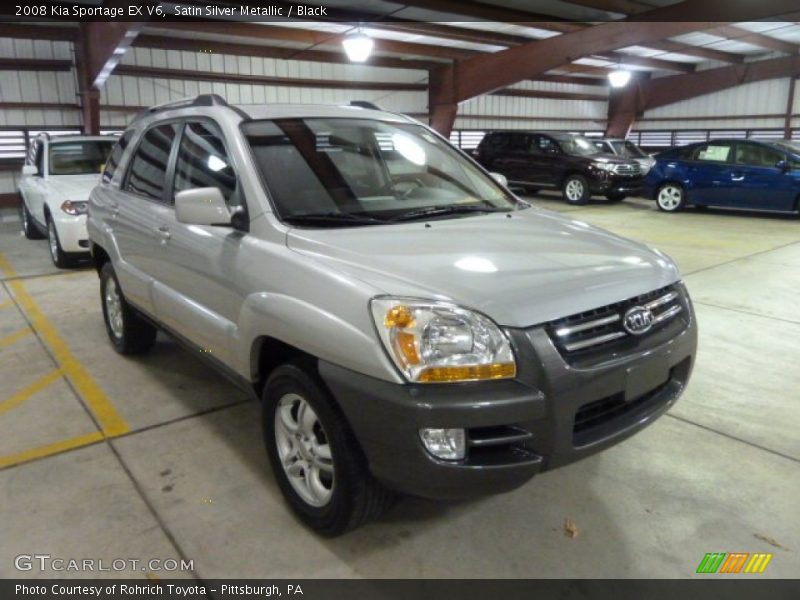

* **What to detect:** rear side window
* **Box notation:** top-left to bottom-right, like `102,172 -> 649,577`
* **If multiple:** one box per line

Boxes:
173,121 -> 241,207
102,131 -> 135,183
125,124 -> 179,201
734,143 -> 784,168
481,133 -> 508,151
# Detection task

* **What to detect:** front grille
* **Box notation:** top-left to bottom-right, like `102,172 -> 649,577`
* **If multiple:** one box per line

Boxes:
547,284 -> 685,358
612,163 -> 641,176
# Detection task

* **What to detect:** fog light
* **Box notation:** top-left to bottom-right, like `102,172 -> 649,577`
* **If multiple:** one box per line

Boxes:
419,428 -> 465,461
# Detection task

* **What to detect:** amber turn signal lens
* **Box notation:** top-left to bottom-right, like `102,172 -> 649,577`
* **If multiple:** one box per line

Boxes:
395,331 -> 420,365
417,362 -> 516,383
384,305 -> 414,329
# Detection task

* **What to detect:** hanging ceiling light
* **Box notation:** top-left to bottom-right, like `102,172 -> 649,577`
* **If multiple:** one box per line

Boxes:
342,29 -> 374,63
608,68 -> 632,88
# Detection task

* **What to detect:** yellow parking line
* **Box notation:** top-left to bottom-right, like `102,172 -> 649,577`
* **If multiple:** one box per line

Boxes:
0,254 -> 129,437
0,369 -> 62,417
0,327 -> 33,349
0,431 -> 105,469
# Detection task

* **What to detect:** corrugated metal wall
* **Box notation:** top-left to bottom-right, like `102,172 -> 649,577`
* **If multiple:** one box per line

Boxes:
100,47 -> 429,127
638,78 -> 793,131
455,80 -> 609,131
0,38 -> 80,128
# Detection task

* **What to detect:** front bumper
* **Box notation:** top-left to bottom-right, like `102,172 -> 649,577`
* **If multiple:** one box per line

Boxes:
321,295 -> 697,500
590,176 -> 645,197
53,213 -> 89,253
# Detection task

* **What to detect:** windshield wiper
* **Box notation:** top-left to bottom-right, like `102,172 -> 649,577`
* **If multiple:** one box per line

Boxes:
282,212 -> 388,227
392,205 -> 510,222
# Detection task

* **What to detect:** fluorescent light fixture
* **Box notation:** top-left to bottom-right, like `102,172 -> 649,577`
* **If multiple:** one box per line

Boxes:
608,69 -> 632,88
342,31 -> 374,63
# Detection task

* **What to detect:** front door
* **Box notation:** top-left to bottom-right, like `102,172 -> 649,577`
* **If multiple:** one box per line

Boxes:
150,119 -> 249,367
684,142 -> 735,206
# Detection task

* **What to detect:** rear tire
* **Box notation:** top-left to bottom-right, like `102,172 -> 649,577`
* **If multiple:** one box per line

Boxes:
20,200 -> 44,240
47,217 -> 72,269
656,183 -> 686,212
563,174 -> 591,205
262,362 -> 395,536
100,262 -> 157,355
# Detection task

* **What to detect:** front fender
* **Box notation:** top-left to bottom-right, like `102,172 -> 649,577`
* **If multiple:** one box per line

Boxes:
237,292 -> 403,384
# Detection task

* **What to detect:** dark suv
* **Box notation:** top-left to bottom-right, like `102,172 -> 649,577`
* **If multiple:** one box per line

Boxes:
475,131 -> 645,205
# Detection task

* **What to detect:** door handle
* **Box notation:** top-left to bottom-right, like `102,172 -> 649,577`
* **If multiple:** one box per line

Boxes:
731,174 -> 745,181
156,225 -> 171,241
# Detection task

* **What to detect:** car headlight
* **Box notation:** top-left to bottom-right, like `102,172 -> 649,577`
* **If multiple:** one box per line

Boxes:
592,161 -> 616,172
370,297 -> 516,383
60,200 -> 88,216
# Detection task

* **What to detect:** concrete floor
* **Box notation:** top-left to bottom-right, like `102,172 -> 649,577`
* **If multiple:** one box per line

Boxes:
0,195 -> 798,579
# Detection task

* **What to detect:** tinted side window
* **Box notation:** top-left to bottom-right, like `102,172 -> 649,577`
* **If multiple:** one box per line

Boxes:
693,143 -> 733,163
173,121 -> 240,207
102,131 -> 135,183
506,133 -> 529,151
734,143 -> 784,168
125,124 -> 179,201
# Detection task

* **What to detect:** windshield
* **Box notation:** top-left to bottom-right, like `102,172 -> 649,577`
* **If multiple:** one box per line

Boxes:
554,135 -> 600,157
610,140 -> 647,158
244,118 -> 519,226
49,140 -> 115,175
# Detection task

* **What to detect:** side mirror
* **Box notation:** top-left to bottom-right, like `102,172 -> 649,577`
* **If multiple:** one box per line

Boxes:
490,172 -> 508,187
22,165 -> 38,176
175,188 -> 231,226
776,159 -> 790,172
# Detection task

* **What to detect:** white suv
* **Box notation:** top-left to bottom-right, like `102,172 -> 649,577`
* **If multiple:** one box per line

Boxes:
88,95 -> 697,535
18,134 -> 116,267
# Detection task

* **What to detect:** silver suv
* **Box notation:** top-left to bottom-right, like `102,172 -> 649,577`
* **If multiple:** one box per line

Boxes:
88,95 -> 697,535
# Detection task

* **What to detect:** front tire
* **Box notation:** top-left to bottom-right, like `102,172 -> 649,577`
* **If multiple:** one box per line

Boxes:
47,217 -> 72,268
656,183 -> 686,212
563,174 -> 591,205
20,200 -> 45,240
100,262 -> 157,354
263,362 -> 394,536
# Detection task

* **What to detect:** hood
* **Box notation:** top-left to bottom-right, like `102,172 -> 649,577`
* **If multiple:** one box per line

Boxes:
286,208 -> 680,328
47,174 -> 101,201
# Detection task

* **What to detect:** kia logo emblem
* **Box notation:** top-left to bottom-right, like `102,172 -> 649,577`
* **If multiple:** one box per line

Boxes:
623,306 -> 654,335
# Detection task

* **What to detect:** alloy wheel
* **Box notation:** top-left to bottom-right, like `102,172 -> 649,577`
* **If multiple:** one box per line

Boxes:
566,179 -> 584,201
274,393 -> 334,507
48,221 -> 59,262
658,185 -> 683,211
104,277 -> 124,339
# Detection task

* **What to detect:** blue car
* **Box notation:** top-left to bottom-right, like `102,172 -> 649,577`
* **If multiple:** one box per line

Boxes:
646,138 -> 800,214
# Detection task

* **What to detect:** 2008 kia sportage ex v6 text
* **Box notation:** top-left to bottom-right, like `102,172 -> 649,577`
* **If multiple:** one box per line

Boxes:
87,95 -> 697,536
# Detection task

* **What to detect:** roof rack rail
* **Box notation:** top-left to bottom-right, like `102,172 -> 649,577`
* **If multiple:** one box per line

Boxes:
148,94 -> 229,113
349,101 -> 381,110
132,94 -> 231,122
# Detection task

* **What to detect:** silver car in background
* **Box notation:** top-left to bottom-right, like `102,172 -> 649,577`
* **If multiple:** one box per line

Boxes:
593,138 -> 656,175
87,95 -> 697,535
